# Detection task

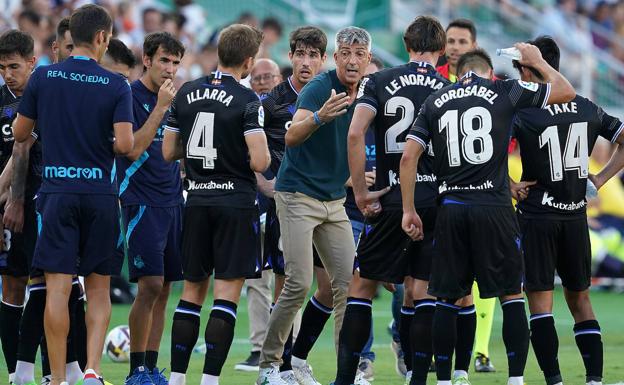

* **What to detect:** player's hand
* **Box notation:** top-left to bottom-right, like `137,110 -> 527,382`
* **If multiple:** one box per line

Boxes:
355,187 -> 391,216
3,199 -> 24,233
317,89 -> 350,124
402,209 -> 424,241
510,180 -> 536,201
156,79 -> 176,110
365,171 -> 376,187
382,282 -> 396,293
515,42 -> 544,67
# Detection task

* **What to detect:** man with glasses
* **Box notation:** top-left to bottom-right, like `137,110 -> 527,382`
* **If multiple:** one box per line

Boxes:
250,58 -> 282,96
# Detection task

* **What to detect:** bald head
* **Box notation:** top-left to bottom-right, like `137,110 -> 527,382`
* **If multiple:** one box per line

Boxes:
251,58 -> 281,94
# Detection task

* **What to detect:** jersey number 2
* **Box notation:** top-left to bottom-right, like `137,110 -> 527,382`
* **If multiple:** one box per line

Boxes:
539,122 -> 589,181
384,96 -> 414,153
187,112 -> 218,169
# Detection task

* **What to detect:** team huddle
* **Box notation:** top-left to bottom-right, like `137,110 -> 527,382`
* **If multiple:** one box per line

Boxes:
0,4 -> 620,385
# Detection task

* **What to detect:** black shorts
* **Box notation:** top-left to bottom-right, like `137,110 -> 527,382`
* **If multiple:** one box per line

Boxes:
518,214 -> 591,292
264,198 -> 324,276
429,204 -> 524,299
356,207 -> 436,284
182,205 -> 261,281
0,199 -> 39,278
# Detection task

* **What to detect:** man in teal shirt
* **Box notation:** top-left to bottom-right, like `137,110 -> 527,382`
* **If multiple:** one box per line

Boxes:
258,26 -> 384,385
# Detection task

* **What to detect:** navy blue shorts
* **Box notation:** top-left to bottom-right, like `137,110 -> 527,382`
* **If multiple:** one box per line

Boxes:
120,204 -> 183,282
33,193 -> 119,276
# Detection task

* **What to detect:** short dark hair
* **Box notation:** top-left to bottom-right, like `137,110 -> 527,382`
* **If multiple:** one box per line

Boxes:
143,32 -> 185,60
370,55 -> 384,71
513,35 -> 560,80
0,29 -> 35,60
56,17 -> 71,41
18,10 -> 41,26
143,7 -> 162,19
456,48 -> 493,76
218,24 -> 263,68
289,26 -> 328,57
106,38 -> 137,68
69,4 -> 113,47
447,18 -> 477,42
403,16 -> 446,54
262,17 -> 283,36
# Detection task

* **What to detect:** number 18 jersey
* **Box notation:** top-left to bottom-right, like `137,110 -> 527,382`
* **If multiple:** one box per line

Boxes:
514,95 -> 623,218
408,73 -> 551,206
356,61 -> 449,209
165,71 -> 264,208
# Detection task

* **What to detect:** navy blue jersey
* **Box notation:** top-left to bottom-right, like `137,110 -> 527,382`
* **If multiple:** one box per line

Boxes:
356,61 -> 449,209
514,95 -> 623,218
0,85 -> 42,199
262,77 -> 298,176
344,127 -> 376,221
117,80 -> 183,207
18,56 -> 133,195
409,73 -> 550,206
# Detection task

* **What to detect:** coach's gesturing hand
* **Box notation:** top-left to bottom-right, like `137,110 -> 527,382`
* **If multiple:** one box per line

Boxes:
156,79 -> 176,110
317,89 -> 350,124
402,209 -> 424,241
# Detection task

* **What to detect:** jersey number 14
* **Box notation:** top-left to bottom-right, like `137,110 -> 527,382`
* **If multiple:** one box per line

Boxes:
187,112 -> 218,169
539,122 -> 589,181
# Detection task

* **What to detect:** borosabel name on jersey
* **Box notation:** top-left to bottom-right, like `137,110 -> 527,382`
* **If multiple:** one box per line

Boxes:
541,191 -> 587,211
187,179 -> 235,191
385,73 -> 445,96
186,88 -> 233,106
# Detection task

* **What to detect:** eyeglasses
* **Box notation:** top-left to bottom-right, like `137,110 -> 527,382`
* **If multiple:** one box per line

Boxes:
251,73 -> 277,83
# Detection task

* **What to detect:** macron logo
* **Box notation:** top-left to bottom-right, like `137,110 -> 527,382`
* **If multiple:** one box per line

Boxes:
44,166 -> 103,180
187,180 -> 235,191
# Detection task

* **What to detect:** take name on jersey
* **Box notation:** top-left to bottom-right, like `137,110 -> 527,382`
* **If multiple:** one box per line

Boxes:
165,71 -> 264,208
514,95 -> 624,218
356,61 -> 449,209
408,74 -> 551,206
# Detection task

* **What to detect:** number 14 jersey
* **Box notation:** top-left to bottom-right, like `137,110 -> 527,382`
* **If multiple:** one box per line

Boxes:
165,71 -> 264,208
356,61 -> 449,209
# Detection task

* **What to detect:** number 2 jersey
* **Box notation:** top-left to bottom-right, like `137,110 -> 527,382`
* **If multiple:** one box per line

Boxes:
514,95 -> 623,218
356,61 -> 449,209
165,71 -> 264,208
408,73 -> 551,205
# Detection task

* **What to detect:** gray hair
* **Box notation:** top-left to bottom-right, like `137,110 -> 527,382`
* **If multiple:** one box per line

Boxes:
335,26 -> 371,51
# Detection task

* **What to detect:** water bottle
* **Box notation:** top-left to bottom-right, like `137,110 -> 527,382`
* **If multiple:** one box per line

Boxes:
586,179 -> 598,199
496,47 -> 522,61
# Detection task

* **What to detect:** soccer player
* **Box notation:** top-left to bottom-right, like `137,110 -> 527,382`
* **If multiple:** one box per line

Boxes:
257,26 -> 339,385
337,16 -> 449,385
163,23 -> 269,385
51,17 -> 73,63
101,38 -> 137,81
512,36 -> 624,385
436,19 -> 496,373
400,46 -> 575,385
12,4 -> 134,385
257,26 -> 372,385
118,32 -> 184,385
0,29 -> 36,385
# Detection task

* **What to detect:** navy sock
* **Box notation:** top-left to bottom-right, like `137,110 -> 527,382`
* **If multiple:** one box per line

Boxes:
574,319 -> 603,382
0,300 -> 23,374
203,300 -> 237,376
170,300 -> 201,374
433,302 -> 459,382
501,299 -> 529,377
335,298 -> 372,385
410,300 -> 435,385
292,296 -> 332,360
17,284 -> 46,363
455,305 -> 476,372
530,314 -> 561,385
145,350 -> 159,370
399,306 -> 415,372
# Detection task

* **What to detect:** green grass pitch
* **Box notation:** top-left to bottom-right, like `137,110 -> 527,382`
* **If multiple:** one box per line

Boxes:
3,286 -> 624,384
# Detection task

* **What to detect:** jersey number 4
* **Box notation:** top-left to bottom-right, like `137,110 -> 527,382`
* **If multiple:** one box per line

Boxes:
439,107 -> 493,166
187,112 -> 218,169
539,122 -> 589,181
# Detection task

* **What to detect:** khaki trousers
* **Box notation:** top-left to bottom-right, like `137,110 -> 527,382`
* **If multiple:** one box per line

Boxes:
260,191 -> 355,367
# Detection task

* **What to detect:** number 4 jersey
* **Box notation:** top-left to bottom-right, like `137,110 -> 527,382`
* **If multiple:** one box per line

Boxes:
356,61 -> 450,209
165,71 -> 264,208
408,72 -> 551,205
514,95 -> 623,218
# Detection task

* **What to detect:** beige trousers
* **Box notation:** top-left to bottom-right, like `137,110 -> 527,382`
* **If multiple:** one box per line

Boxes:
259,191 -> 355,367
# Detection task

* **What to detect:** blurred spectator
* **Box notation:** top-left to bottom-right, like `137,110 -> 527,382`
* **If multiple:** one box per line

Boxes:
591,1 -> 614,49
258,17 -> 283,59
250,58 -> 282,96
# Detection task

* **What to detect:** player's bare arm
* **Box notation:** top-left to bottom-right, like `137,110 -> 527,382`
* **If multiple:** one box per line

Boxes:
126,79 -> 176,161
0,156 -> 12,205
591,131 -> 624,190
285,89 -> 350,147
12,113 -> 35,143
3,136 -> 36,233
515,42 -> 575,105
162,129 -> 184,161
255,172 -> 275,199
245,131 -> 271,173
113,121 -> 134,155
347,104 -> 388,215
399,139 -> 424,241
